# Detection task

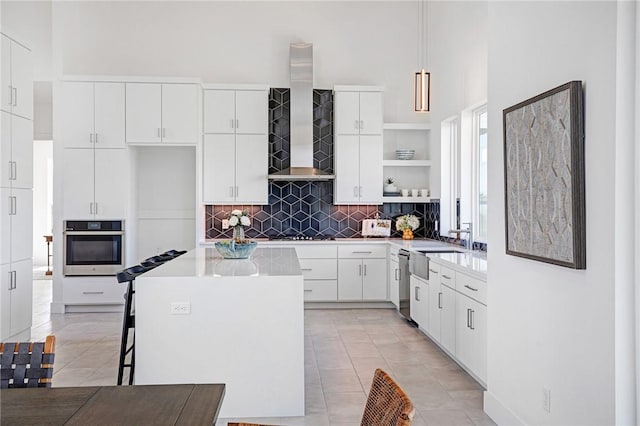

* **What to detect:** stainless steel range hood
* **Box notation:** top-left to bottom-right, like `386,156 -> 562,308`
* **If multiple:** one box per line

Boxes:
268,43 -> 335,181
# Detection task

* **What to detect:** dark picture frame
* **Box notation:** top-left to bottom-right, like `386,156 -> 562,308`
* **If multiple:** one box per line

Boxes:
503,81 -> 586,269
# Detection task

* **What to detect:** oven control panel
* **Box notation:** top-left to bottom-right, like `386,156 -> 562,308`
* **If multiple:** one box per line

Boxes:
65,220 -> 123,232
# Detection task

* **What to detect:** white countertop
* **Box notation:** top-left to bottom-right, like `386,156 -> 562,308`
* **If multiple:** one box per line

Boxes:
142,247 -> 301,278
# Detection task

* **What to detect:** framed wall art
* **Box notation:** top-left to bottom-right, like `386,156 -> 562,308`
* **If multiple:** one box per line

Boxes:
503,81 -> 586,269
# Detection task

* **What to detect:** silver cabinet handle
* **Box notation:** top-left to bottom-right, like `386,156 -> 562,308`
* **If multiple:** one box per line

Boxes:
82,291 -> 104,295
236,119 -> 239,129
415,286 -> 420,301
8,85 -> 12,105
470,309 -> 475,330
353,186 -> 359,197
301,268 -> 313,271
394,268 -> 399,281
230,119 -> 234,129
304,289 -> 313,292
359,186 -> 363,197
95,202 -> 99,215
229,186 -> 234,197
12,161 -> 16,180
438,292 -> 442,309
359,120 -> 363,129
354,120 -> 358,129
235,186 -> 239,197
464,284 -> 478,292
358,264 -> 362,276
13,87 -> 17,106
7,271 -> 12,290
442,274 -> 451,280
162,128 -> 166,138
157,128 -> 161,137
8,161 -> 12,180
429,268 -> 438,274
363,264 -> 367,276
89,202 -> 94,215
352,251 -> 372,254
467,308 -> 471,328
95,133 -> 99,144
12,196 -> 16,215
90,133 -> 94,144
9,196 -> 16,215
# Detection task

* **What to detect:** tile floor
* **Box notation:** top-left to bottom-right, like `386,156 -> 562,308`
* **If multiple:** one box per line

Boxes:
29,278 -> 495,426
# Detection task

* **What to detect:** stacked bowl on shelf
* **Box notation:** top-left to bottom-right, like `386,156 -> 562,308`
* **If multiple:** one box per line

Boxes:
395,149 -> 415,160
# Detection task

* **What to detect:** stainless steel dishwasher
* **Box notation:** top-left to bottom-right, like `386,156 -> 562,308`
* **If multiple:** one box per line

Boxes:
398,249 -> 411,319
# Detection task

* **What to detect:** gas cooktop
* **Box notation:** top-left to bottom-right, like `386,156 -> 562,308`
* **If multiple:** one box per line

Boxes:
268,235 -> 336,241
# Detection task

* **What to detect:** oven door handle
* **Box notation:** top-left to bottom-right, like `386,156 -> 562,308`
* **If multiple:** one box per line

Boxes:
64,231 -> 124,236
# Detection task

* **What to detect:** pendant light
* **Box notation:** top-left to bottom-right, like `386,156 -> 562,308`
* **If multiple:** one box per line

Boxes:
414,0 -> 430,112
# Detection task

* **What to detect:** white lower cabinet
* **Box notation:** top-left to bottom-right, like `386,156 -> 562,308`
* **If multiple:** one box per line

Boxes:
389,258 -> 399,309
0,259 -> 33,339
63,276 -> 127,306
337,245 -> 387,301
455,292 -> 487,384
409,275 -> 428,329
411,256 -> 486,386
294,244 -> 338,302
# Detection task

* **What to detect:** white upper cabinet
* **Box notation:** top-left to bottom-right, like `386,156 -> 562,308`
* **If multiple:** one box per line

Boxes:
1,111 -> 32,190
126,83 -> 198,144
1,34 -> 32,120
202,87 -> 268,204
61,82 -> 125,149
334,86 -> 384,205
204,89 -> 268,135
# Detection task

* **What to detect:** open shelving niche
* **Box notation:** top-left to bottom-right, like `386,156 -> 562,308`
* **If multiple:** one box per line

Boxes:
382,122 -> 432,203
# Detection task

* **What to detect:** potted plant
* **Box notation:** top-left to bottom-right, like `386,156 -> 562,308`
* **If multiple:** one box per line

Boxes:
396,214 -> 420,240
384,178 -> 398,193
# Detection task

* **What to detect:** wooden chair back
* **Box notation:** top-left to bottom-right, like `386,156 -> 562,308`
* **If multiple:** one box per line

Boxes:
361,368 -> 415,426
0,335 -> 56,388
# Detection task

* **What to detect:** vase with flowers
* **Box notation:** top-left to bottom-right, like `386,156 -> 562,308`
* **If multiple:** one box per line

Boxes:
396,214 -> 420,240
215,210 -> 257,259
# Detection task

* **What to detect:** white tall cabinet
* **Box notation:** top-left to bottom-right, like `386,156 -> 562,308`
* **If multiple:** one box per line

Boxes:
59,81 -> 127,220
202,86 -> 268,205
334,86 -> 383,204
0,33 -> 32,341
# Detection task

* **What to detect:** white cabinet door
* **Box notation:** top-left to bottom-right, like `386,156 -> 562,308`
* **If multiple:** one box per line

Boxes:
358,135 -> 383,204
338,259 -> 362,300
334,135 -> 360,204
358,92 -> 382,135
94,83 -> 125,148
11,188 -> 33,263
426,262 -> 441,339
60,82 -> 94,148
94,149 -> 127,219
0,263 -> 10,338
126,83 -> 161,144
334,91 -> 360,135
204,90 -> 235,134
161,84 -> 199,144
455,293 -> 487,383
389,259 -> 399,309
10,40 -> 32,120
235,90 -> 268,135
0,189 -> 10,264
440,284 -> 456,355
235,134 -> 268,204
410,275 -> 428,328
203,134 -> 236,204
11,115 -> 33,189
10,258 -> 32,336
472,301 -> 487,383
0,112 -> 10,188
63,149 -> 94,219
0,36 -> 11,114
362,259 -> 387,300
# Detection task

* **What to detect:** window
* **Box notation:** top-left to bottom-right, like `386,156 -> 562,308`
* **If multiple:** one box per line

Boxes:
473,107 -> 488,242
439,116 -> 459,237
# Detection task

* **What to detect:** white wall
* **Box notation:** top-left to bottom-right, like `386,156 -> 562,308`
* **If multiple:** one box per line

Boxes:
427,1 -> 488,199
485,2 -> 618,424
33,139 -> 53,266
52,1 -> 423,123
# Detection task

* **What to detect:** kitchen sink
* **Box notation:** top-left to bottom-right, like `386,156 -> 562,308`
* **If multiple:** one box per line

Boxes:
417,249 -> 464,254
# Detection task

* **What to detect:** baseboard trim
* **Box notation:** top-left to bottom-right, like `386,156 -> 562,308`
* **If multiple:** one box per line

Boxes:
484,390 -> 525,426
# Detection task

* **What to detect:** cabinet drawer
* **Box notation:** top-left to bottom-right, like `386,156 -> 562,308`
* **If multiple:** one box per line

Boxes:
299,259 -> 337,280
388,245 -> 399,261
456,272 -> 487,305
64,279 -> 126,304
304,280 -> 338,301
294,244 -> 337,259
338,244 -> 387,259
439,265 -> 455,289
427,260 -> 441,281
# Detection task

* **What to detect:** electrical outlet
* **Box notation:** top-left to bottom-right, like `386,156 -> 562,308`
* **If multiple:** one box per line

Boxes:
170,302 -> 191,315
542,388 -> 551,413
222,219 -> 229,229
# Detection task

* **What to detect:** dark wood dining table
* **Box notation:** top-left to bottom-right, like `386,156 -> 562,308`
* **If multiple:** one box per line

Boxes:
0,383 -> 225,425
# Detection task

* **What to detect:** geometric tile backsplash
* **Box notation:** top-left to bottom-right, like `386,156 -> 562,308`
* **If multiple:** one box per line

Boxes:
205,87 -> 487,249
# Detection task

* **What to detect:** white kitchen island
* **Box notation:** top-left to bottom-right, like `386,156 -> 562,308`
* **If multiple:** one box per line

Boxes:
134,247 -> 304,418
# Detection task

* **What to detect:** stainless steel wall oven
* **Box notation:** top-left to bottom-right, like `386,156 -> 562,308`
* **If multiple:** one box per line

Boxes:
63,220 -> 124,276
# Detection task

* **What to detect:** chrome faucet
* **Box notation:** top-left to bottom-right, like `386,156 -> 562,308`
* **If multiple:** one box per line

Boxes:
449,222 -> 473,250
